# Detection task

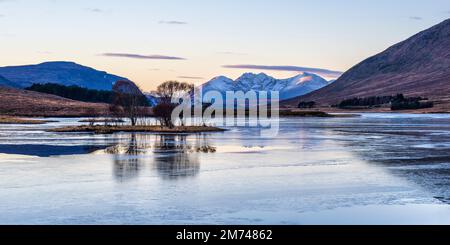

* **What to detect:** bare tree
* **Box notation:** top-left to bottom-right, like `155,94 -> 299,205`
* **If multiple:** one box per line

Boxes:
109,103 -> 124,125
153,103 -> 178,128
110,81 -> 149,126
156,81 -> 194,104
154,81 -> 194,128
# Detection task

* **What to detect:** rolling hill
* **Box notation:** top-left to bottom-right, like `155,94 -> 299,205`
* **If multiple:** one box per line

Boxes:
0,75 -> 17,88
0,86 -> 110,117
0,62 -> 148,116
0,61 -> 128,91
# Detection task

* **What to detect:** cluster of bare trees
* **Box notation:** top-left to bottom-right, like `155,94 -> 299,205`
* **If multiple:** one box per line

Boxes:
109,92 -> 148,126
153,81 -> 194,128
109,80 -> 194,128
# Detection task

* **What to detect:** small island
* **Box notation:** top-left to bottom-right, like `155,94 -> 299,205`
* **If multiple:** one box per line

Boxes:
78,118 -> 126,124
48,81 -> 227,135
49,125 -> 226,134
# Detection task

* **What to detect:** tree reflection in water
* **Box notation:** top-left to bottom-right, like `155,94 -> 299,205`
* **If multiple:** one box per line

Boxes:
109,134 -> 146,182
153,134 -> 215,180
105,133 -> 216,181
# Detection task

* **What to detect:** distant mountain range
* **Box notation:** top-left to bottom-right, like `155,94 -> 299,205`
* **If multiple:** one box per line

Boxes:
0,61 -> 333,106
284,18 -> 450,107
201,72 -> 333,101
0,61 -> 128,91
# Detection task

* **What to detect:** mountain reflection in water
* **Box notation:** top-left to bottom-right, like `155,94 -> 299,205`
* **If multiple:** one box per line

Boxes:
107,134 -> 216,181
0,144 -> 108,157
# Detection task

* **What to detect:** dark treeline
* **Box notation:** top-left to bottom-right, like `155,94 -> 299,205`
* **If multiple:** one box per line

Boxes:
391,94 -> 434,111
336,95 -> 396,108
335,94 -> 434,110
298,101 -> 316,109
26,83 -> 113,103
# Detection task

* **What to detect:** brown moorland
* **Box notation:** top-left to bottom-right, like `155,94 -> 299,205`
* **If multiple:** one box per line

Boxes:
0,86 -> 110,117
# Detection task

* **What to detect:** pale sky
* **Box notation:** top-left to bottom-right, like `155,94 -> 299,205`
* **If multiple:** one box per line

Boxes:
0,0 -> 449,91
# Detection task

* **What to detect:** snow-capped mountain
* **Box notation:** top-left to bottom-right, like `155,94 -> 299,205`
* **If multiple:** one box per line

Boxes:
200,72 -> 333,100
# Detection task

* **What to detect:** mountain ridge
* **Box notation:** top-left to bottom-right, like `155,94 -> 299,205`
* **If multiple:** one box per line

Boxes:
284,18 -> 450,107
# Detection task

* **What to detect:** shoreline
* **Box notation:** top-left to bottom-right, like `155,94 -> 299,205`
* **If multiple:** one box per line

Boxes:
283,106 -> 450,114
5,108 -> 450,119
3,107 -> 450,127
0,116 -> 57,125
279,110 -> 360,118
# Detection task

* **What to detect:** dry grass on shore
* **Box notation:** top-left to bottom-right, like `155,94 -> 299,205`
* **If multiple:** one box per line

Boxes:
78,118 -> 126,124
0,116 -> 54,125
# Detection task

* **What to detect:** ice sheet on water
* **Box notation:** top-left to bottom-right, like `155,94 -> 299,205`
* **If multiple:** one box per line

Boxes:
1,114 -> 450,224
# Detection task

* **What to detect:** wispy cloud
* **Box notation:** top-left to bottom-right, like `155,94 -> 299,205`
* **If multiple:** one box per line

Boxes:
409,16 -> 423,20
37,51 -> 53,55
101,53 -> 186,60
178,76 -> 204,80
217,51 -> 248,56
223,64 -> 343,78
85,8 -> 103,13
0,33 -> 14,37
159,20 -> 187,25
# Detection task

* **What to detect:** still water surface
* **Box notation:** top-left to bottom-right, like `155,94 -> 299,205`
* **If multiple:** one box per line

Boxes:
1,114 -> 450,224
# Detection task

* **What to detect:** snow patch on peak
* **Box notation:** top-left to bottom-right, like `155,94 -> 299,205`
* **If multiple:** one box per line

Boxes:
201,72 -> 333,100
298,75 -> 314,83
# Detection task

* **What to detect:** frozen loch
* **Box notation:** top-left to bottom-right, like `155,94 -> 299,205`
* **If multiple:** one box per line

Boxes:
1,114 -> 450,224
